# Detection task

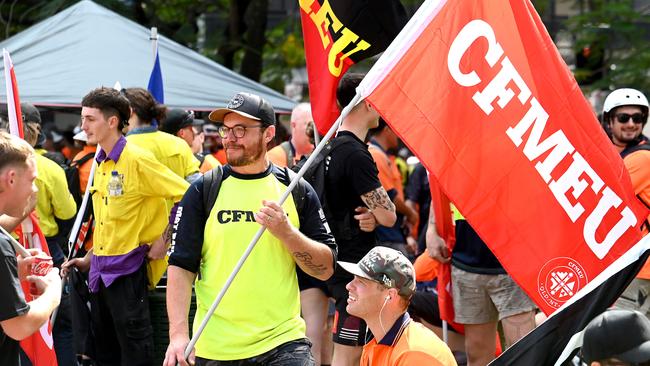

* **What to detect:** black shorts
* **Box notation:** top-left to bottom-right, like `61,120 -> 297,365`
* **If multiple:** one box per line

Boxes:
297,267 -> 331,296
327,278 -> 370,346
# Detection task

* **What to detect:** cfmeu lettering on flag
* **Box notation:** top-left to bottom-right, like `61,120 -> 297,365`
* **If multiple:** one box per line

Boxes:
299,0 -> 371,76
447,20 -> 636,260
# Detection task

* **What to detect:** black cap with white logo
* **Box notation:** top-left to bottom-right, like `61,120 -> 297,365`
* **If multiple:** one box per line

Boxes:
208,92 -> 275,126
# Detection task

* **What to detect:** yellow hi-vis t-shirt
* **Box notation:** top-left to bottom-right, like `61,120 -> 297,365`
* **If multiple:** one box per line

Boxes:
127,130 -> 200,180
91,142 -> 189,256
194,171 -> 304,360
34,153 -> 76,237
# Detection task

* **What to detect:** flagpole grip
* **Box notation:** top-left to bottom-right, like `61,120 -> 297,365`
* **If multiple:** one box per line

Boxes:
181,93 -> 363,363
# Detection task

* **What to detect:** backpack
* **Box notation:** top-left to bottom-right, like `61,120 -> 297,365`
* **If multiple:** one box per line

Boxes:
291,134 -> 355,210
65,152 -> 95,208
202,165 -> 306,220
291,134 -> 358,240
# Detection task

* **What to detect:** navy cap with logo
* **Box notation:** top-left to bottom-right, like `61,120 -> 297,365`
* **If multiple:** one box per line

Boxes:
582,309 -> 650,363
208,92 -> 276,126
161,109 -> 196,135
339,246 -> 416,297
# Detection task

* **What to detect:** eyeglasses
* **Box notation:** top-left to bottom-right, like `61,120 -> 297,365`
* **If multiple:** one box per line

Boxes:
217,124 -> 264,138
615,113 -> 646,124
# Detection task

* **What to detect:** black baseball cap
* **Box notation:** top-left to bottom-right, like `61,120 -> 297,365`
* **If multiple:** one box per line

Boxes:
582,309 -> 650,363
208,92 -> 276,126
21,102 -> 41,125
161,109 -> 195,135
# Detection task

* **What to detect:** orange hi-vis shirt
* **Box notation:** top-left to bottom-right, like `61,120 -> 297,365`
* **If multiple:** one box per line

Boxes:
361,313 -> 457,366
368,141 -> 404,200
623,149 -> 650,279
72,144 -> 97,194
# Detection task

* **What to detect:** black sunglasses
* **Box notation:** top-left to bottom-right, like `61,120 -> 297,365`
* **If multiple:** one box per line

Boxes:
615,112 -> 646,124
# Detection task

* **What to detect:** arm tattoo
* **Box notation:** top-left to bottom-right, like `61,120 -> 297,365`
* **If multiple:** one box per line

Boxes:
361,187 -> 396,212
163,224 -> 173,247
293,251 -> 327,276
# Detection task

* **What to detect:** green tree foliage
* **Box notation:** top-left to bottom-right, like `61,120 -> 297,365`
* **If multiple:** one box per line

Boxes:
566,0 -> 650,91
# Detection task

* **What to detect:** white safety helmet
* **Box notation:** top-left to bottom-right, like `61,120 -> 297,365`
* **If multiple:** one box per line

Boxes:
603,88 -> 649,113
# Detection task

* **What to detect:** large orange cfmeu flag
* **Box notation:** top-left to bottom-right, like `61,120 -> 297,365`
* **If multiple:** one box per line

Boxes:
357,0 -> 648,315
354,0 -> 650,363
299,0 -> 407,135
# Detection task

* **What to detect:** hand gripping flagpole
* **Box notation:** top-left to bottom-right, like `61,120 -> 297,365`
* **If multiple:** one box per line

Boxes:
181,93 -> 363,363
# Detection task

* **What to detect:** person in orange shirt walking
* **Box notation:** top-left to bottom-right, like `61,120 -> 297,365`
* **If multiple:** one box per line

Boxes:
604,88 -> 650,315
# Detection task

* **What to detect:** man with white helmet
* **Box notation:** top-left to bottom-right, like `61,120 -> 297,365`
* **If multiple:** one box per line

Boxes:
603,88 -> 650,316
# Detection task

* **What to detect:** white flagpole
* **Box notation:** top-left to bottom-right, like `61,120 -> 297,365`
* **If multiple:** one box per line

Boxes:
182,93 -> 363,362
66,149 -> 99,259
150,27 -> 158,60
442,320 -> 448,344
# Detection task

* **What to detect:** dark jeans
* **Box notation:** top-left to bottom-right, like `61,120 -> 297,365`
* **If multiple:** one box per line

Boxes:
196,338 -> 314,366
90,264 -> 153,366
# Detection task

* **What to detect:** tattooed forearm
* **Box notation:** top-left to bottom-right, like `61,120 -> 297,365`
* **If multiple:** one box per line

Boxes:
293,251 -> 327,276
428,205 -> 436,226
361,187 -> 396,212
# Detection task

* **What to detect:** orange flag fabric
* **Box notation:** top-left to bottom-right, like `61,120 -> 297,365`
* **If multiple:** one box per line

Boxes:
357,0 -> 648,315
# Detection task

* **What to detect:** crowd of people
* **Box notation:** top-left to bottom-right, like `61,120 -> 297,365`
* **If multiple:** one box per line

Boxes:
1,77 -> 650,366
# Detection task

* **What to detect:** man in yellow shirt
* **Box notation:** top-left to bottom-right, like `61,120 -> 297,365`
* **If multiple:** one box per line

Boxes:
20,102 -> 78,366
164,92 -> 336,366
20,103 -> 77,265
123,87 -> 200,182
63,87 -> 189,366
161,109 -> 220,173
339,246 -> 457,366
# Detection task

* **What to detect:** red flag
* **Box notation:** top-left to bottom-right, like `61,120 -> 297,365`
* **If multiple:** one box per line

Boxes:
14,214 -> 58,366
4,48 -> 59,366
299,0 -> 407,135
427,176 -> 463,332
357,0 -> 648,315
3,49 -> 24,139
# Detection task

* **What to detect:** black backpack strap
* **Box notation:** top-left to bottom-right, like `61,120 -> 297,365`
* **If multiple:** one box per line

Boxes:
202,165 -> 224,219
73,152 -> 95,166
284,167 -> 306,216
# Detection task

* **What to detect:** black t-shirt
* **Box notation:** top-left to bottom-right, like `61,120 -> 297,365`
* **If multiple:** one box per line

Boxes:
0,232 -> 30,366
168,164 -> 337,273
405,163 -> 431,249
325,131 -> 382,278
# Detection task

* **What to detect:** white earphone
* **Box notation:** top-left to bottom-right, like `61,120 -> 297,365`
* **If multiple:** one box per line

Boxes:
385,295 -> 391,301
